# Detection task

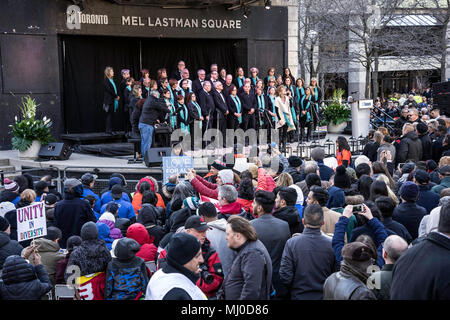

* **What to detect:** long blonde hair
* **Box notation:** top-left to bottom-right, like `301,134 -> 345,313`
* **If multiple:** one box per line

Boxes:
104,66 -> 113,78
276,172 -> 294,187
376,174 -> 399,206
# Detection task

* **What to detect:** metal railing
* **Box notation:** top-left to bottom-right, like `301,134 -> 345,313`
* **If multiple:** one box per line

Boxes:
370,105 -> 396,133
0,166 -> 63,194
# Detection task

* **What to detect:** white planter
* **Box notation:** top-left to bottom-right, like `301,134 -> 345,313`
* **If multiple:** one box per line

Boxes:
18,140 -> 41,160
327,121 -> 347,134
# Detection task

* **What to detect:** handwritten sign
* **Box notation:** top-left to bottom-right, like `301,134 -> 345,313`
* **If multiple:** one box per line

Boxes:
162,156 -> 193,185
16,202 -> 47,242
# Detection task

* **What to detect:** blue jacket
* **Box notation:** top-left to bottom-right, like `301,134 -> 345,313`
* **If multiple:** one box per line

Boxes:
101,191 -> 131,207
100,199 -> 136,220
382,217 -> 413,244
326,186 -> 346,209
317,160 -> 334,181
82,188 -> 101,212
417,184 -> 440,214
332,216 -> 387,268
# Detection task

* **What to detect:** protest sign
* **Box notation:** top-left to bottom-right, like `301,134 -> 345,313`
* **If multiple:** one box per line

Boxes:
162,156 -> 193,184
16,202 -> 47,242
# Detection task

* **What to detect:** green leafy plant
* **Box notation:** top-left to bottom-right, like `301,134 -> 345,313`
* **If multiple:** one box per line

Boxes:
9,96 -> 54,152
322,89 -> 351,126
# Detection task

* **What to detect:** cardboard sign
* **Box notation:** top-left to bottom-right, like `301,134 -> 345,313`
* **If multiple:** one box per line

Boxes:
162,156 -> 193,184
16,202 -> 47,242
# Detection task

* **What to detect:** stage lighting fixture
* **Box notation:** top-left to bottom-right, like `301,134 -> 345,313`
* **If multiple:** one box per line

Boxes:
265,0 -> 271,9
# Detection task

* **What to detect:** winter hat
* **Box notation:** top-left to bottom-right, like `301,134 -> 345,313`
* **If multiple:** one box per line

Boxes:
166,233 -> 201,266
183,197 -> 200,210
342,242 -> 374,262
80,221 -> 98,240
439,165 -> 450,176
0,202 -> 15,218
108,177 -> 123,190
401,162 -> 416,175
238,179 -> 255,201
400,181 -> 419,202
114,238 -> 140,262
0,216 -> 10,232
99,211 -> 116,223
426,160 -> 438,172
110,239 -> 120,258
334,165 -> 352,189
414,169 -> 430,185
111,184 -> 123,200
64,178 -> 82,189
81,173 -> 97,185
218,169 -> 234,185
4,178 -> 19,192
211,160 -> 227,171
288,156 -> 303,168
34,181 -> 48,194
416,122 -> 428,135
66,235 -> 82,252
354,155 -> 371,168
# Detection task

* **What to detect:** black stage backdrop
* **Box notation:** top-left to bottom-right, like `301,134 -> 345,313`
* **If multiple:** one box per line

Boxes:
62,35 -> 245,134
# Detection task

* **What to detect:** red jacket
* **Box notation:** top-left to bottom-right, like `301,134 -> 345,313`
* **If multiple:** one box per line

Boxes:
126,223 -> 157,262
191,175 -> 219,199
256,168 -> 277,192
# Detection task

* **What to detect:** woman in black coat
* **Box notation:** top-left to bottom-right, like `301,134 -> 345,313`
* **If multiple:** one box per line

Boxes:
227,84 -> 244,130
186,92 -> 203,150
310,78 -> 322,134
103,66 -> 120,134
128,84 -> 143,139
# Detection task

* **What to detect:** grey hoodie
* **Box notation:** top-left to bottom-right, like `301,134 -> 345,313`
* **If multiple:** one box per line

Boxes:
206,218 -> 236,277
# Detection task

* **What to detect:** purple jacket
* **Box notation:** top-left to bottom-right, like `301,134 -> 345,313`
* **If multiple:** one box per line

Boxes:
98,219 -> 123,240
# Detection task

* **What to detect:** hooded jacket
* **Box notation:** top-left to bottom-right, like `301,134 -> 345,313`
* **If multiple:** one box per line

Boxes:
126,223 -> 157,262
0,231 -> 23,270
0,255 -> 53,300
104,238 -> 149,300
66,239 -> 111,280
97,222 -> 114,250
21,237 -> 65,285
206,219 -> 236,278
273,206 -> 303,236
136,204 -> 166,247
98,214 -> 123,240
397,131 -> 423,164
218,201 -> 250,221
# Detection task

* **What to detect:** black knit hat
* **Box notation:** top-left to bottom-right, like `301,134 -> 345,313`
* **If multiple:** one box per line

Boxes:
80,221 -> 98,240
288,156 -> 303,168
414,169 -> 430,185
66,235 -> 82,252
334,165 -> 351,189
166,233 -> 201,266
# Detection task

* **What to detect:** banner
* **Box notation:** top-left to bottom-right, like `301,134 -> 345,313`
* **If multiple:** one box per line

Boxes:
16,202 -> 47,242
199,195 -> 221,211
162,156 -> 193,184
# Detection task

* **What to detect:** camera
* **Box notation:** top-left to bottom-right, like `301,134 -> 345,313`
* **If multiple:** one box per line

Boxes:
200,264 -> 214,284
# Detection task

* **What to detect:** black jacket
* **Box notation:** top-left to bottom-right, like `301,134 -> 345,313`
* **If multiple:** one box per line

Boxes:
396,131 -> 423,163
222,240 -> 272,300
323,269 -> 377,300
391,232 -> 450,300
0,190 -> 19,203
0,231 -> 23,270
139,94 -> 170,126
0,255 -> 52,300
191,78 -> 204,96
419,132 -> 432,161
285,166 -> 302,184
362,142 -> 380,163
382,217 -> 412,244
273,206 -> 303,236
197,89 -> 215,118
103,78 -> 119,106
54,194 -> 97,248
211,89 -> 228,118
392,202 -> 427,240
280,228 -> 338,300
238,90 -> 257,114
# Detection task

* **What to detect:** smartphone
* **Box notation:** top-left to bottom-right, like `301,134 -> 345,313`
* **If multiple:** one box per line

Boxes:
398,163 -> 405,170
352,204 -> 363,213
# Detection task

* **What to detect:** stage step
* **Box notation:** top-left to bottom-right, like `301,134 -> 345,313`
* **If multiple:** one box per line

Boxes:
0,159 -> 10,166
60,131 -> 127,146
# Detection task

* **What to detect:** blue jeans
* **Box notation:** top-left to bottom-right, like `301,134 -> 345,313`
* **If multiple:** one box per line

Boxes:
138,123 -> 154,157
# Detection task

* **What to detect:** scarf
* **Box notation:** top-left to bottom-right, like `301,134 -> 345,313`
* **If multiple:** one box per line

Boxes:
313,86 -> 319,111
285,85 -> 297,124
180,87 -> 191,97
257,94 -> 266,127
178,103 -> 190,134
237,76 -> 245,88
166,98 -> 177,129
340,260 -> 370,284
191,101 -> 203,129
126,85 -> 131,92
109,78 -> 119,112
251,76 -> 259,86
301,95 -> 312,122
231,95 -> 242,124
296,86 -> 305,105
168,86 -> 175,105
269,95 -> 277,123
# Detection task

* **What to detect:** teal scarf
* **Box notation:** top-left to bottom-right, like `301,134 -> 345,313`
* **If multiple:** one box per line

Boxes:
286,85 -> 297,125
167,99 -> 177,129
237,77 -> 245,88
181,87 -> 191,97
296,86 -> 305,105
109,78 -> 118,112
178,103 -> 189,134
251,76 -> 259,86
301,95 -> 312,122
257,94 -> 266,127
191,101 -> 203,129
126,85 -> 131,92
231,95 -> 242,124
313,86 -> 319,112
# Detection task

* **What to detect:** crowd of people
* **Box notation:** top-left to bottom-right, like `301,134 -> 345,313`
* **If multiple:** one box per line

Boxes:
103,63 -> 323,156
1,115 -> 449,299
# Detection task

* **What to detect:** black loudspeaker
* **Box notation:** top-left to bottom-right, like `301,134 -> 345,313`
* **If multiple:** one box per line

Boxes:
144,147 -> 172,167
38,142 -> 72,160
432,81 -> 450,115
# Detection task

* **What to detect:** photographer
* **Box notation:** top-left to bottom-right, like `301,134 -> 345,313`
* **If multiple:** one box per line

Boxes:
332,203 -> 388,268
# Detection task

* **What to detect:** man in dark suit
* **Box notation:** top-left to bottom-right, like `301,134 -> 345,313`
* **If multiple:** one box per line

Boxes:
212,81 -> 229,146
223,74 -> 233,98
197,81 -> 215,133
238,83 -> 256,131
192,69 -> 206,96
170,60 -> 185,81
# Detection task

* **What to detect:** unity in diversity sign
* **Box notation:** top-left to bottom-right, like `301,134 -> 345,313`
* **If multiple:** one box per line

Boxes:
16,202 -> 47,242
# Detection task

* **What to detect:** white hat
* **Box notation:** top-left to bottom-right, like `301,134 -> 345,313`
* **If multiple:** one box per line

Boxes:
0,202 -> 16,218
99,211 -> 116,223
354,155 -> 371,168
110,239 -> 120,258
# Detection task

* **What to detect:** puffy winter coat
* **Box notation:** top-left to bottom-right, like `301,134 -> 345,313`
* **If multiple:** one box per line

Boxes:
0,231 -> 23,270
0,255 -> 52,300
126,223 -> 157,262
396,131 -> 423,163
